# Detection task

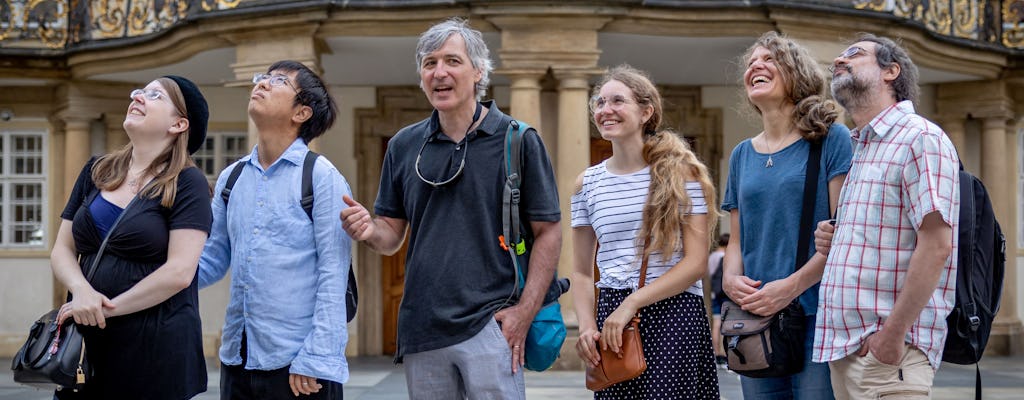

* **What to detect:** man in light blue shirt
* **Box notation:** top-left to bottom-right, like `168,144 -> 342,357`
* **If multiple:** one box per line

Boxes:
199,60 -> 351,400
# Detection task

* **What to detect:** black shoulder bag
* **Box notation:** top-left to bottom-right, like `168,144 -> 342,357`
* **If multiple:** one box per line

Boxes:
720,139 -> 822,378
12,192 -> 141,391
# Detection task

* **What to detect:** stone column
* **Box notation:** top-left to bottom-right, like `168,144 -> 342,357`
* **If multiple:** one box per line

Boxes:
940,115 -> 966,158
554,71 -> 593,286
63,119 -> 93,201
104,112 -> 129,152
47,117 -> 67,308
501,70 -> 546,128
981,116 -> 1023,354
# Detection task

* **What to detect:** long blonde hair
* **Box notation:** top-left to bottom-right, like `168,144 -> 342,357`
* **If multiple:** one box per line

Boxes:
741,31 -> 838,141
92,77 -> 196,208
594,65 -> 721,259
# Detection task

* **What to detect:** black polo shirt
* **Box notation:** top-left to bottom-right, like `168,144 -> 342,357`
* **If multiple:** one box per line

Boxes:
374,101 -> 561,359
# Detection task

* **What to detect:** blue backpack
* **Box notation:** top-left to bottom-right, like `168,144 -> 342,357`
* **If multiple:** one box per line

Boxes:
221,152 -> 358,323
501,120 -> 569,372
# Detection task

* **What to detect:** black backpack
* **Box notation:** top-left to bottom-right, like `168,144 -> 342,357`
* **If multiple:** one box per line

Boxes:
942,165 -> 1005,399
221,151 -> 358,323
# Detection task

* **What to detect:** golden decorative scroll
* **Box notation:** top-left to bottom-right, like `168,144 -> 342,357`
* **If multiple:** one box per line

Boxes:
854,0 -> 888,11
952,0 -> 979,39
201,0 -> 241,12
925,0 -> 952,34
91,0 -> 127,39
1005,0 -> 1024,47
0,0 -> 68,48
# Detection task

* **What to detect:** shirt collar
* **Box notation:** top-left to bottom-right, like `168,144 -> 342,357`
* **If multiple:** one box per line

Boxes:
423,100 -> 503,140
242,137 -> 309,169
852,100 -> 914,143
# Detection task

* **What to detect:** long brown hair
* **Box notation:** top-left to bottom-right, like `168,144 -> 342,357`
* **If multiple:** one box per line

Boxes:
92,77 -> 196,207
593,65 -> 721,259
741,31 -> 838,141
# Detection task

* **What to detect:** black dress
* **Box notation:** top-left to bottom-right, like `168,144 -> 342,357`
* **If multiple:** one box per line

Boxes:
56,158 -> 212,400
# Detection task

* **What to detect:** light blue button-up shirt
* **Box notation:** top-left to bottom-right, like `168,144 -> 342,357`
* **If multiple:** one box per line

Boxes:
199,139 -> 351,384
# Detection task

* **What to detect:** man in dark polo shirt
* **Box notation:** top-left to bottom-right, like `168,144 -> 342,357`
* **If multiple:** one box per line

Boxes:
340,17 -> 561,399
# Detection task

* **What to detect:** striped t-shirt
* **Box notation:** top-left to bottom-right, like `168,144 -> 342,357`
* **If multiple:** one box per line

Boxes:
570,162 -> 707,296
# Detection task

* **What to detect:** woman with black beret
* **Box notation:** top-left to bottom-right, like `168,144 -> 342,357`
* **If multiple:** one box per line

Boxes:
51,75 -> 212,399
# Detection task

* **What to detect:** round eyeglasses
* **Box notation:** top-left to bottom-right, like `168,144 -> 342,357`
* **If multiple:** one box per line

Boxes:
130,89 -> 168,101
414,138 -> 468,188
589,94 -> 634,113
253,73 -> 299,92
414,102 -> 483,188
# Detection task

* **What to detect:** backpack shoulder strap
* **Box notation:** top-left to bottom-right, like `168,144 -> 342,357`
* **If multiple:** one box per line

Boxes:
220,161 -> 247,206
301,151 -> 320,221
502,119 -> 528,258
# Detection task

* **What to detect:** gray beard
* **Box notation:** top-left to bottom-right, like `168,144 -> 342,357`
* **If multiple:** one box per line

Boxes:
831,71 -> 872,112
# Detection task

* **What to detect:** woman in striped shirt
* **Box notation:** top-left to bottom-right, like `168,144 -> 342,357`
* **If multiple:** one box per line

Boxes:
571,64 -> 721,399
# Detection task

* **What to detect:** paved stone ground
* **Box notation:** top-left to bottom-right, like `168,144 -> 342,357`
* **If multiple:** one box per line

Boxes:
4,355 -> 1022,399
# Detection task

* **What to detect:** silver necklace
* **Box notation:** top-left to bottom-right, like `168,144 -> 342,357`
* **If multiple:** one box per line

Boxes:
762,133 -> 791,168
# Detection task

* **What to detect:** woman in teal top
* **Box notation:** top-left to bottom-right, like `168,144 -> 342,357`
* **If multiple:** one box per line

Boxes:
721,32 -> 853,399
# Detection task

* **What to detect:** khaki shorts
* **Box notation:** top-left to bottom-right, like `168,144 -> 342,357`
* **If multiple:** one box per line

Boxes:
829,343 -> 934,400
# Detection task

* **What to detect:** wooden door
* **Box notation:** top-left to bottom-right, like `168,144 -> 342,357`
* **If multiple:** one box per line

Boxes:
381,239 -> 408,355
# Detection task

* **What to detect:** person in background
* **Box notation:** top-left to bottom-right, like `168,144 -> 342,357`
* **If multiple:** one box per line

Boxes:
707,232 -> 730,367
199,60 -> 351,399
52,76 -> 212,399
721,31 -> 852,399
340,18 -> 561,399
571,64 -> 720,399
813,33 -> 959,400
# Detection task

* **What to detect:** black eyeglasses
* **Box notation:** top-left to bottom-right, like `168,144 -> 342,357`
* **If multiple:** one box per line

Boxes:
414,138 -> 468,187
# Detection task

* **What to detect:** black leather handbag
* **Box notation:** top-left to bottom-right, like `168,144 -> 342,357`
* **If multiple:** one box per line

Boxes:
11,191 -> 140,391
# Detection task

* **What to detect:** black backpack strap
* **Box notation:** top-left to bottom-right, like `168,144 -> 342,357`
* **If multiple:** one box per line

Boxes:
301,151 -> 319,220
220,161 -> 247,207
795,139 -> 823,271
301,150 -> 359,323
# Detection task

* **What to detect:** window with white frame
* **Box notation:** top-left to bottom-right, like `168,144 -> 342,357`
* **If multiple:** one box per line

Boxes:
193,131 -> 249,181
0,129 -> 46,248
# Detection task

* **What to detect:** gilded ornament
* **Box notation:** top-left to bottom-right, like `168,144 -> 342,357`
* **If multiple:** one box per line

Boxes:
925,0 -> 952,34
894,0 -> 922,19
853,0 -> 888,11
201,0 -> 242,12
92,0 -> 127,39
1004,0 -> 1024,47
0,0 -> 67,48
952,0 -> 979,39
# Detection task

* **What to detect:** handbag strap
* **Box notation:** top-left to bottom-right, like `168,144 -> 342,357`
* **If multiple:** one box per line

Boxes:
83,191 -> 144,282
794,139 -> 823,272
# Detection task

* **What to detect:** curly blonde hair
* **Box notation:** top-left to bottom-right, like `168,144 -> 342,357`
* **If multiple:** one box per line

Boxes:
593,65 -> 721,259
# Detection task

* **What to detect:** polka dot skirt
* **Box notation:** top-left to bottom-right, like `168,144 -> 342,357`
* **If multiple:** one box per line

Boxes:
595,289 -> 719,399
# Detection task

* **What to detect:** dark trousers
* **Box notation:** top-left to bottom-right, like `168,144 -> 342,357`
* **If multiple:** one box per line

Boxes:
221,331 -> 343,400
220,363 -> 343,400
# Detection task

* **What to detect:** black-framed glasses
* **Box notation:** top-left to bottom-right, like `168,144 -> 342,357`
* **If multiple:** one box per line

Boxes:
252,73 -> 299,92
414,137 -> 468,188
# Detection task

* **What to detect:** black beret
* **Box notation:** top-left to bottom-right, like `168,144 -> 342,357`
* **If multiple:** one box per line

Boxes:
163,75 -> 209,154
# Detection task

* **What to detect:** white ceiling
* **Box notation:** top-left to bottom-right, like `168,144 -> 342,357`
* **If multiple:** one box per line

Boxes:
89,32 -> 980,87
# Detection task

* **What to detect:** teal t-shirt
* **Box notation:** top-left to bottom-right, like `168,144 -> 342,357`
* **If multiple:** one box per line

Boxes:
721,123 -> 853,314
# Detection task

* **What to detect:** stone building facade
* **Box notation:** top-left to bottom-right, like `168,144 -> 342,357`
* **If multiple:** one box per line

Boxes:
1,0 -> 1022,366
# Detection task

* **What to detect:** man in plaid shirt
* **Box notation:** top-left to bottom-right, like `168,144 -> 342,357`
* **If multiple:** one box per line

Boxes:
813,34 -> 959,399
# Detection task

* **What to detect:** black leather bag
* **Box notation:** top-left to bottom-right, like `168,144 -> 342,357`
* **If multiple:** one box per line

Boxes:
10,309 -> 90,390
11,190 -> 140,391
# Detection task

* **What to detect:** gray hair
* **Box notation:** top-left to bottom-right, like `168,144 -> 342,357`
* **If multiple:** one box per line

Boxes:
415,18 -> 493,100
855,33 -> 919,104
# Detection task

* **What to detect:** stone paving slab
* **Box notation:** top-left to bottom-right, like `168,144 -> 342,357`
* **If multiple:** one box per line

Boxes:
3,355 -> 1022,399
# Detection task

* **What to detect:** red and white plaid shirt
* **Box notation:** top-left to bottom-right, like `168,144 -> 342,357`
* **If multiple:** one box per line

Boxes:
813,101 -> 959,370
